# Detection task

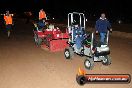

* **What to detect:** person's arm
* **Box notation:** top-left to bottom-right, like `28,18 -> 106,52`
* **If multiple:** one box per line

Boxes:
4,15 -> 6,20
95,20 -> 99,33
1,14 -> 5,15
11,14 -> 14,16
4,15 -> 7,21
107,20 -> 112,32
39,12 -> 41,20
3,15 -> 7,25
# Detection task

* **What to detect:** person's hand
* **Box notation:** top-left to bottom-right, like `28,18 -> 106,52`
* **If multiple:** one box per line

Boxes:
11,14 -> 14,16
96,31 -> 98,34
1,14 -> 5,15
110,28 -> 112,31
110,28 -> 112,33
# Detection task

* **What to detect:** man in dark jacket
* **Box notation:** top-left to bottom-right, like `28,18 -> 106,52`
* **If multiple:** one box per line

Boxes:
95,13 -> 112,44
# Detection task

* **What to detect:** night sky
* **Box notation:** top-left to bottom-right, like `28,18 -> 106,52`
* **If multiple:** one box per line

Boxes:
0,0 -> 132,22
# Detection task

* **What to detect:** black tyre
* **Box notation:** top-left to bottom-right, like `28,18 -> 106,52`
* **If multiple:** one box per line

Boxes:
45,34 -> 52,47
84,57 -> 94,70
76,75 -> 87,86
64,47 -> 74,59
102,55 -> 111,65
34,33 -> 42,47
43,37 -> 50,47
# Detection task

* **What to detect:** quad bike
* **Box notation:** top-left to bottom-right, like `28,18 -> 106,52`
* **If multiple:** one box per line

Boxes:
64,12 -> 111,70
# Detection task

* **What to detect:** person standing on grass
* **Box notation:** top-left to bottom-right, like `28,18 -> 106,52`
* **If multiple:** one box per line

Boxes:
95,13 -> 112,45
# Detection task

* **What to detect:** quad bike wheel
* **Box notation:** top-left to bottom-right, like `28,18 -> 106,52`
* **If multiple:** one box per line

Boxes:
64,47 -> 74,59
102,55 -> 111,65
84,57 -> 94,70
34,33 -> 42,47
76,75 -> 87,85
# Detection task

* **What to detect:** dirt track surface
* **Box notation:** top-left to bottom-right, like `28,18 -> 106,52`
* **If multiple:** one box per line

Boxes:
0,19 -> 132,88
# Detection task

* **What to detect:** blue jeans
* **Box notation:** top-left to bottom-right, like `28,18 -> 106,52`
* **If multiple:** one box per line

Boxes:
100,33 -> 106,44
75,35 -> 84,49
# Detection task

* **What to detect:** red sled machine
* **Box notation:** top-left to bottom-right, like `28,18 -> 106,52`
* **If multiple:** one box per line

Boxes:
33,22 -> 69,52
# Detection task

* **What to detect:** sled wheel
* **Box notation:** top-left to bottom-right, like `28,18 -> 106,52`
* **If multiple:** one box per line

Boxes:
43,37 -> 50,47
102,55 -> 111,65
64,47 -> 74,59
34,33 -> 42,47
84,57 -> 94,70
76,75 -> 86,86
46,34 -> 52,47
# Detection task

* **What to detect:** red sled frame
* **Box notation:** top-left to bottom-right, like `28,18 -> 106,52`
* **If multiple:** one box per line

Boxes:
33,24 -> 69,52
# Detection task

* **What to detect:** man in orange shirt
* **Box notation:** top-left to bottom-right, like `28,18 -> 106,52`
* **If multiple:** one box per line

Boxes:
4,10 -> 13,38
39,9 -> 46,20
38,9 -> 47,29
